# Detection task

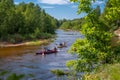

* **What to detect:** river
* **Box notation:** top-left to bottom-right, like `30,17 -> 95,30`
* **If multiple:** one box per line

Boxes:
0,30 -> 83,80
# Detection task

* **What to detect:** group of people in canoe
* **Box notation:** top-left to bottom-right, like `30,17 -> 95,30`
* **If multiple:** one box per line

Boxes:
36,42 -> 67,55
36,47 -> 57,55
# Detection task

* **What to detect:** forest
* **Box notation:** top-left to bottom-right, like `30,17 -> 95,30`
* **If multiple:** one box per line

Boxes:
0,0 -> 58,43
60,18 -> 83,31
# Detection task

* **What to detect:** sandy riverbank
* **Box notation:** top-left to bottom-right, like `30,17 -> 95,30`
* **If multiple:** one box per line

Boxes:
0,39 -> 52,48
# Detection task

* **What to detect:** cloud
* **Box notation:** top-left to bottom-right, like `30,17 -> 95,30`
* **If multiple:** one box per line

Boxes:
92,1 -> 105,5
71,5 -> 77,8
14,2 -> 19,5
42,6 -> 54,9
38,0 -> 70,5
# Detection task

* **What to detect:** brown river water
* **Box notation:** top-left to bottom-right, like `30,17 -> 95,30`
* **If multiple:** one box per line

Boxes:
0,30 -> 83,80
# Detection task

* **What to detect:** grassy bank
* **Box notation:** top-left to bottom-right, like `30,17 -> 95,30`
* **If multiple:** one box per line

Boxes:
0,38 -> 54,48
0,33 -> 56,48
83,63 -> 120,80
0,38 -> 55,57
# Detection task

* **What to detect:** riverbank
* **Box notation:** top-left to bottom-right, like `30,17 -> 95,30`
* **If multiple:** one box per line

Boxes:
83,63 -> 120,80
0,38 -> 55,57
0,39 -> 54,48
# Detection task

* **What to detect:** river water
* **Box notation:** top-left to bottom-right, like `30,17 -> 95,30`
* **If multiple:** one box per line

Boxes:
0,30 -> 83,80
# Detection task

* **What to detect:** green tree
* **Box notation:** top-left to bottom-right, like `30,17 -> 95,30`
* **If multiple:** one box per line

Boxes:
0,0 -> 14,40
0,1 -> 57,43
70,0 -> 95,14
68,0 -> 120,72
40,10 -> 47,33
103,0 -> 120,31
60,18 -> 83,30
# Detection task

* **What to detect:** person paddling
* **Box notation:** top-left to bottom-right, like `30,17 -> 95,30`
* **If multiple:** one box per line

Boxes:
41,47 -> 45,55
59,42 -> 63,46
62,42 -> 66,46
54,47 -> 57,51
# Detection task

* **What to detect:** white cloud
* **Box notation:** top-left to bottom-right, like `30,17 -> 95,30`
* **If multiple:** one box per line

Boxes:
14,2 -> 19,5
71,5 -> 77,8
42,6 -> 54,9
92,1 -> 105,5
38,0 -> 70,5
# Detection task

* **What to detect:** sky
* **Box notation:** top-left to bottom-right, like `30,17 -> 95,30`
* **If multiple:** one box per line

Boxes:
14,0 -> 106,20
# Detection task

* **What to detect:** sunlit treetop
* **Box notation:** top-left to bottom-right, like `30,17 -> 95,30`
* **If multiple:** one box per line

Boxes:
70,0 -> 96,14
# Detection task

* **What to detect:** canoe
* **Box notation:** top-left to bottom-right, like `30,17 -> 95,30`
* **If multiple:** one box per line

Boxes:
36,50 -> 57,55
57,45 -> 67,48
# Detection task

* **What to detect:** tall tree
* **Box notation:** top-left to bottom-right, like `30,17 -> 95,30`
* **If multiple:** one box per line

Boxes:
0,0 -> 14,39
0,1 -> 58,42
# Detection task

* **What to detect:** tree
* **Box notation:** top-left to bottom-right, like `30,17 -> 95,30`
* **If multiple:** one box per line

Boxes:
70,0 -> 95,14
60,18 -> 83,30
68,0 -> 120,72
103,0 -> 120,30
0,0 -> 14,39
0,1 -> 58,42
40,10 -> 47,33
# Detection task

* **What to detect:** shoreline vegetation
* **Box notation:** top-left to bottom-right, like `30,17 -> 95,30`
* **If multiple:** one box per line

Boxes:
59,18 -> 83,31
0,36 -> 55,48
0,34 -> 56,48
83,63 -> 120,80
0,39 -> 50,48
0,36 -> 55,57
0,0 -> 59,46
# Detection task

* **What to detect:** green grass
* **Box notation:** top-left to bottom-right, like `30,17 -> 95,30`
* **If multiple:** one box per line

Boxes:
24,39 -> 50,46
83,63 -> 120,80
51,69 -> 67,77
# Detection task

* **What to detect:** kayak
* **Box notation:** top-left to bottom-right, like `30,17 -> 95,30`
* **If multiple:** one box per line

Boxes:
57,45 -> 67,48
36,49 -> 57,55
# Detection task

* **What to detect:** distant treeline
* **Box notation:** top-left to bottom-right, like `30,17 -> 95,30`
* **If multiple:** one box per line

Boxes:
60,18 -> 84,31
0,0 -> 59,43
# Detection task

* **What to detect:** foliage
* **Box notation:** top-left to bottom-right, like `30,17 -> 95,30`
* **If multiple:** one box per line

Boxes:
60,18 -> 83,30
69,7 -> 112,72
0,71 -> 9,76
50,69 -> 80,80
6,73 -> 24,80
83,64 -> 120,80
51,69 -> 67,77
58,19 -> 67,27
70,0 -> 96,14
100,0 -> 120,31
104,0 -> 120,21
0,71 -> 24,80
70,0 -> 120,30
68,0 -> 120,73
0,0 -> 58,43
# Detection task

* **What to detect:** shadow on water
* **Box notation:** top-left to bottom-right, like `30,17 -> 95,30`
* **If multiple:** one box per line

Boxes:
0,29 -> 83,80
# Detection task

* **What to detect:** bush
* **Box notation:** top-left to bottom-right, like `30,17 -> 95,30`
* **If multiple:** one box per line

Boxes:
7,34 -> 24,44
83,64 -> 120,80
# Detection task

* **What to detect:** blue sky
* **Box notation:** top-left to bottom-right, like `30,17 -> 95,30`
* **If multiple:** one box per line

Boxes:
14,0 -> 106,20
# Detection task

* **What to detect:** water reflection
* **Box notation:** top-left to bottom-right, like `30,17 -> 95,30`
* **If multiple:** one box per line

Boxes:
0,45 -> 39,57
